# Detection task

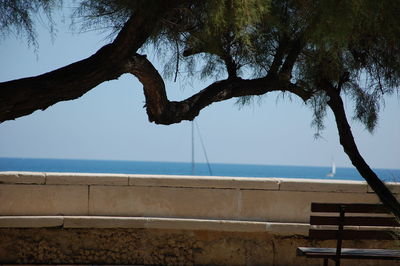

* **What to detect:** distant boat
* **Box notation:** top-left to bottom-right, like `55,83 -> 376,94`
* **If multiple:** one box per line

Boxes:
326,161 -> 336,177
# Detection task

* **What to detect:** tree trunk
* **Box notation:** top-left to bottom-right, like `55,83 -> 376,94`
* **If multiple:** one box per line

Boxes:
325,87 -> 400,218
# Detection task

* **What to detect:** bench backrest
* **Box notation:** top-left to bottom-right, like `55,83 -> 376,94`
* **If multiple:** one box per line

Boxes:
309,203 -> 399,241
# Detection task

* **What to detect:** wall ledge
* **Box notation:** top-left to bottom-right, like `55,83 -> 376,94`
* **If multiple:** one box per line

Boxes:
0,216 -> 309,235
0,171 -> 386,193
0,171 -> 45,184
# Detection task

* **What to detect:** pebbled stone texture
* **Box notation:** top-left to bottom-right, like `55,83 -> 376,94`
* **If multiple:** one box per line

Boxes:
0,228 -> 294,265
0,228 -> 197,265
0,228 -> 398,266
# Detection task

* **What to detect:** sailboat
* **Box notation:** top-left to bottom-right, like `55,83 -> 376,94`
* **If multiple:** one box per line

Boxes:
326,161 -> 336,177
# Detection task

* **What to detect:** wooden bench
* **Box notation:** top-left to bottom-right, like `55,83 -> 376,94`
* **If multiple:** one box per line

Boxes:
297,203 -> 400,266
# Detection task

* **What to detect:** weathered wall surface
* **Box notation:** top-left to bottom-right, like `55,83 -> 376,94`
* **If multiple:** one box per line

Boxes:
1,171 -> 395,222
0,171 -> 399,265
0,228 -> 398,266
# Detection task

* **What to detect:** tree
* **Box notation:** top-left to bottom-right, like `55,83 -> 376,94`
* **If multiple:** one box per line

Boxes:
1,0 -> 400,216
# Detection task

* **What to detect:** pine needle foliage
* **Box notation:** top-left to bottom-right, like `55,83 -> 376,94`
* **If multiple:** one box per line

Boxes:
0,0 -> 61,48
2,0 -> 400,133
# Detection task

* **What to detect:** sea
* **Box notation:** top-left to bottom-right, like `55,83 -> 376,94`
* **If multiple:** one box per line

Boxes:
1,157 -> 399,182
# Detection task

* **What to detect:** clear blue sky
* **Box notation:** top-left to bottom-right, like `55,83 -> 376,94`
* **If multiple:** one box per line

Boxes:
0,12 -> 399,169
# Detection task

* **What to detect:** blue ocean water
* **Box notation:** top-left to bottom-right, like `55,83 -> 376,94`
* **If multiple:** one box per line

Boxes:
0,157 -> 399,182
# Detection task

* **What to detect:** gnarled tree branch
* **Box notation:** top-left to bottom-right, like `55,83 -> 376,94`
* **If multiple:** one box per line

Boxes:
0,8 -> 168,123
0,6 -> 311,126
127,53 -> 312,125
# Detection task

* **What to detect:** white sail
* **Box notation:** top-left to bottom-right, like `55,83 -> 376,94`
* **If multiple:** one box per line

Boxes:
332,161 -> 336,175
326,160 -> 336,177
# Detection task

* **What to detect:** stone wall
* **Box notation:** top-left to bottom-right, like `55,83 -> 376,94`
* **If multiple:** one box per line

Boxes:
1,228 -> 398,266
0,171 -> 399,265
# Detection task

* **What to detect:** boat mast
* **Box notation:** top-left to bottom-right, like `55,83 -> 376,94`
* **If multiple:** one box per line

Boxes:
191,120 -> 195,175
195,120 -> 213,176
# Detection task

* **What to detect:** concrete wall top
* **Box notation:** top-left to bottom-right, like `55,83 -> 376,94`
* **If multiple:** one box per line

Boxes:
1,171 -> 397,222
2,171 -> 395,192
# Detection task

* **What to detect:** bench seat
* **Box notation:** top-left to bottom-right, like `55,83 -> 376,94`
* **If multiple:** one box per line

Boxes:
297,247 -> 400,260
297,203 -> 400,265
